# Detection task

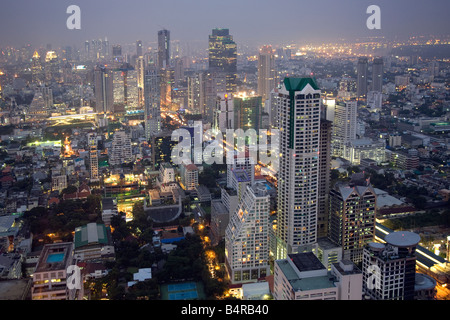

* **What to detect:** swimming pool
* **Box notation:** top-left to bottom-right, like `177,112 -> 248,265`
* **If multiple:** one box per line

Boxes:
46,253 -> 65,263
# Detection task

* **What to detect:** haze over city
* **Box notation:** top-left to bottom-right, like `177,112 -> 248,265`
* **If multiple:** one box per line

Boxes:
0,0 -> 449,47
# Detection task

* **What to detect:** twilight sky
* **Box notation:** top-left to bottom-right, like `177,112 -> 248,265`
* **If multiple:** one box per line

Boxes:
0,0 -> 449,49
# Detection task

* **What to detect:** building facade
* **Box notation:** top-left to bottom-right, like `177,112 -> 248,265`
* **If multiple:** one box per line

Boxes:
275,77 -> 321,259
225,184 -> 271,283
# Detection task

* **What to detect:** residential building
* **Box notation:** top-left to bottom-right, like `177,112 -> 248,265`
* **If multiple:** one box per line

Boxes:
275,77 -> 321,259
31,242 -> 77,300
225,184 -> 270,283
328,183 -> 377,264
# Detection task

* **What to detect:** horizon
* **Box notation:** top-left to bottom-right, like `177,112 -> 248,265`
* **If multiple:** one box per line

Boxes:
0,0 -> 449,49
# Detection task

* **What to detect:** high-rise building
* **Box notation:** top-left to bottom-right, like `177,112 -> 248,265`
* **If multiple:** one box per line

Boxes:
332,99 -> 357,157
144,67 -> 161,140
112,65 -> 139,111
275,77 -> 321,259
328,183 -> 377,264
136,56 -> 146,108
357,57 -> 368,99
31,51 -> 44,84
317,119 -> 332,238
363,231 -> 420,300
94,66 -> 114,113
187,73 -> 201,113
257,45 -> 277,105
136,40 -> 143,58
157,29 -> 170,70
233,93 -> 263,131
208,28 -> 237,93
160,67 -> 175,111
372,57 -> 383,93
227,151 -> 255,189
214,93 -> 234,132
112,45 -> 123,66
88,133 -> 99,182
199,70 -> 227,122
225,184 -> 271,283
109,130 -> 132,166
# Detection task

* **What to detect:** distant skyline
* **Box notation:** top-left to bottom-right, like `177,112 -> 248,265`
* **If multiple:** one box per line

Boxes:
0,0 -> 449,49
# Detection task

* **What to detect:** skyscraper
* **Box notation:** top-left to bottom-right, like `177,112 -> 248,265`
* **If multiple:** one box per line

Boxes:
332,99 -> 357,157
112,45 -> 123,66
157,29 -> 170,70
328,183 -> 377,264
357,57 -> 368,99
372,57 -> 384,93
257,45 -> 277,105
136,40 -> 143,58
225,184 -> 270,283
199,70 -> 227,122
136,56 -> 146,108
233,93 -> 263,131
275,77 -> 321,259
317,119 -> 332,238
94,65 -> 114,114
208,28 -> 237,93
144,66 -> 161,140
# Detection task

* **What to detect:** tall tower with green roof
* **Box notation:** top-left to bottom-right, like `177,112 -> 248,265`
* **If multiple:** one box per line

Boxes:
275,77 -> 322,260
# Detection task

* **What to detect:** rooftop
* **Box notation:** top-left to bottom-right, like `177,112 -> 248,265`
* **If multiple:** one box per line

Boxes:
276,259 -> 336,292
385,231 -> 421,248
288,252 -> 326,272
74,223 -> 110,249
35,242 -> 73,273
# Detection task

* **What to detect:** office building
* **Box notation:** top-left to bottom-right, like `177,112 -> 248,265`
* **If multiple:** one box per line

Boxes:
144,66 -> 161,139
208,28 -> 237,93
357,57 -> 368,99
317,119 -> 332,238
136,56 -> 145,107
372,57 -> 384,93
363,231 -> 420,300
343,138 -> 386,165
257,45 -> 277,105
199,70 -> 227,122
225,184 -> 271,283
328,183 -> 377,264
273,252 -> 362,300
332,99 -> 357,157
136,40 -> 143,58
157,29 -> 170,70
234,93 -> 263,131
214,93 -> 234,131
275,77 -> 321,259
187,73 -> 201,113
94,65 -> 114,114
